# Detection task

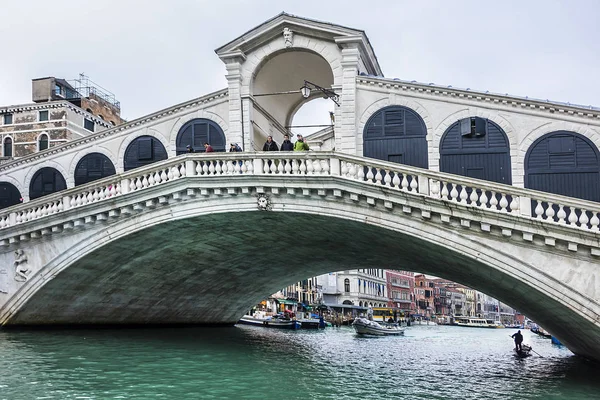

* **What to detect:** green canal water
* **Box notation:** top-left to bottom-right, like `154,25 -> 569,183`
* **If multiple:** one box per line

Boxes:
1,324 -> 598,399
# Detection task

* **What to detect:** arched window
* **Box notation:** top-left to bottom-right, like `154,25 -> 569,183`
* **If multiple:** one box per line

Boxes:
124,136 -> 168,172
0,182 -> 22,209
3,137 -> 13,157
175,119 -> 226,154
38,133 -> 49,151
525,131 -> 600,202
29,167 -> 67,200
344,278 -> 350,293
363,106 -> 428,168
75,153 -> 117,186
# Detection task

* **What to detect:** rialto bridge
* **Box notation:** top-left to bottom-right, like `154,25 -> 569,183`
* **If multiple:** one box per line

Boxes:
1,13 -> 600,361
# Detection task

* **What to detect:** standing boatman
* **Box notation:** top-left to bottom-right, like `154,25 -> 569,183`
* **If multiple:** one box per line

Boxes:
512,330 -> 524,351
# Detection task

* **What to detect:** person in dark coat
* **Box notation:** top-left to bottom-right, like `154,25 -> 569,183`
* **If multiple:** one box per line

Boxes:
230,143 -> 242,152
512,330 -> 524,351
186,145 -> 194,153
203,142 -> 214,153
280,134 -> 294,151
262,136 -> 279,151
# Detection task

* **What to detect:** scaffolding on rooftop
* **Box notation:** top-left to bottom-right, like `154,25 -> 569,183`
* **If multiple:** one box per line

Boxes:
69,73 -> 121,111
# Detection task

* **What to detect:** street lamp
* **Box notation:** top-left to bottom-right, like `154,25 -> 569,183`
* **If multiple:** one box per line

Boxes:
300,80 -> 340,106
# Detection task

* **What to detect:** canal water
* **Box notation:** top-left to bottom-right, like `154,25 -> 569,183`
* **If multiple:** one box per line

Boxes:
1,324 -> 598,399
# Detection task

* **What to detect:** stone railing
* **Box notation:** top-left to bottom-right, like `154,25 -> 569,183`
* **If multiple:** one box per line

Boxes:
1,152 -> 600,233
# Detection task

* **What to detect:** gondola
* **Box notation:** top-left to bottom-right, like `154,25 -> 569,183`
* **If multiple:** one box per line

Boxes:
514,344 -> 533,358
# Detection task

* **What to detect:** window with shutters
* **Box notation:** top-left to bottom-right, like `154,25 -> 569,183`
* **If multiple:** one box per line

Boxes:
3,137 -> 13,157
29,167 -> 67,200
124,136 -> 168,171
0,182 -> 21,209
344,278 -> 350,293
38,133 -> 49,151
84,118 -> 94,132
75,153 -> 116,186
176,119 -> 226,154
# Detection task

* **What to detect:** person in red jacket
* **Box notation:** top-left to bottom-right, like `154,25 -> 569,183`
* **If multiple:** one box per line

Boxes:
203,142 -> 214,152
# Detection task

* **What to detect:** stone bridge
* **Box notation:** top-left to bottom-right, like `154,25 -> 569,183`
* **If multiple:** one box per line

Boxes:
0,152 -> 599,361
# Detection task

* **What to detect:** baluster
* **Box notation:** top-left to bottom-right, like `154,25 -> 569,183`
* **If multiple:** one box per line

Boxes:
263,160 -> 271,174
545,202 -> 555,221
579,210 -> 589,229
179,163 -> 186,177
284,160 -> 292,174
313,160 -> 321,175
94,189 -> 101,202
534,201 -> 544,219
157,169 -> 166,182
208,161 -> 216,175
392,172 -> 401,188
430,180 -> 440,198
110,184 -> 117,197
459,186 -> 468,204
551,205 -> 566,225
341,161 -> 349,177
270,160 -> 277,174
171,165 -> 180,178
196,161 -> 203,175
479,190 -> 489,208
214,161 -> 222,176
277,160 -> 285,174
357,164 -> 365,181
490,192 -> 498,210
87,192 -> 94,203
590,212 -> 599,232
15,212 -> 22,223
306,160 -> 314,175
148,173 -> 156,186
567,207 -> 578,225
299,160 -> 307,174
71,196 -> 77,208
374,168 -> 382,185
441,182 -> 449,200
291,160 -> 299,174
321,160 -> 329,175
366,166 -> 374,183
450,184 -> 459,201
242,160 -> 249,174
409,176 -> 418,192
509,196 -> 519,214
469,189 -> 478,205
401,175 -> 409,192
141,175 -> 149,188
498,194 -> 508,212
384,170 -> 392,187
348,163 -> 357,179
202,162 -> 209,175
51,202 -> 58,214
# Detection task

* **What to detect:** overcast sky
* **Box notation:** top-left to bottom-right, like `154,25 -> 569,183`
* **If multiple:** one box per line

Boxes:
1,0 -> 598,123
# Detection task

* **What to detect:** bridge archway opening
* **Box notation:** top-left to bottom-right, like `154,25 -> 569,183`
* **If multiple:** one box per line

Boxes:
0,182 -> 21,209
175,119 -> 226,154
74,153 -> 116,186
525,131 -> 600,202
288,97 -> 334,139
124,136 -> 168,172
252,49 -> 334,144
29,167 -> 67,200
363,106 -> 428,168
440,117 -> 512,184
11,210 -> 597,362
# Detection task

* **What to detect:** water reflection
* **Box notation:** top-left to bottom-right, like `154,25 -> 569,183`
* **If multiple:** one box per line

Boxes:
0,325 -> 598,399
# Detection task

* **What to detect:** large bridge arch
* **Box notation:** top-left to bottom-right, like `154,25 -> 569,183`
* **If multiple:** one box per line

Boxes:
1,184 -> 598,360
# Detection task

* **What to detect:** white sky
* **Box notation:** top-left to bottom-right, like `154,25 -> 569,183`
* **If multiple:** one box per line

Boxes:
0,0 -> 598,126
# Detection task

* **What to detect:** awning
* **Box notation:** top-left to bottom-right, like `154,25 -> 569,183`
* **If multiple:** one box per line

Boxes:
277,299 -> 297,305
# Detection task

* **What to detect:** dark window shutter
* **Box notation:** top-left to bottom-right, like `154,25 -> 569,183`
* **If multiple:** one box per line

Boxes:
460,119 -> 471,136
138,138 -> 153,160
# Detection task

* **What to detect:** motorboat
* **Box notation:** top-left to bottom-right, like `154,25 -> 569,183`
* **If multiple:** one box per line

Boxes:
514,344 -> 533,358
296,312 -> 326,329
237,313 -> 301,330
352,317 -> 405,336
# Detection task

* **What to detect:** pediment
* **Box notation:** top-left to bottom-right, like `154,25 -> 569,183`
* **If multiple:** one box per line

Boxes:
215,12 -> 382,76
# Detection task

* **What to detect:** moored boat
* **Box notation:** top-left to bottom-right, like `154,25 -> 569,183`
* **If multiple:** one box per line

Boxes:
238,313 -> 301,330
352,317 -> 405,336
454,317 -> 499,328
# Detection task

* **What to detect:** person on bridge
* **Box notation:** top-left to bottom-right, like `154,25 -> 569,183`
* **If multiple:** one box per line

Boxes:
280,134 -> 294,151
512,330 -> 524,351
230,143 -> 242,152
262,136 -> 279,151
203,142 -> 214,153
294,134 -> 309,151
186,145 -> 194,153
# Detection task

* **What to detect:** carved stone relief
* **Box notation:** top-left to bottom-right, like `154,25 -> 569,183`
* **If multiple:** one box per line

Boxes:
283,27 -> 293,48
257,194 -> 273,211
14,249 -> 30,282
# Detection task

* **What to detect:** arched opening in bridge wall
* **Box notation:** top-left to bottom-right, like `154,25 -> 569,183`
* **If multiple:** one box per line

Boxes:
525,131 -> 600,202
6,210 -> 600,360
363,106 -> 428,168
0,182 -> 21,209
175,119 -> 226,154
74,153 -> 117,186
440,117 -> 512,184
29,167 -> 67,200
252,50 -> 334,145
288,97 -> 334,140
123,136 -> 168,172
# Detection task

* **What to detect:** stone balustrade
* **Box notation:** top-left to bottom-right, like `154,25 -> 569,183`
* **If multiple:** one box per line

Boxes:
1,152 -> 600,234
